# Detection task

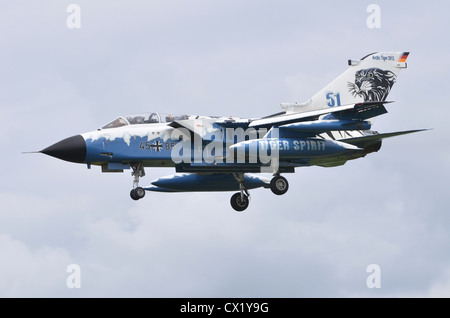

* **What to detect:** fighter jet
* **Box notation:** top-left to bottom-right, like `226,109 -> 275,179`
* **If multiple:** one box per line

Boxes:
40,52 -> 425,211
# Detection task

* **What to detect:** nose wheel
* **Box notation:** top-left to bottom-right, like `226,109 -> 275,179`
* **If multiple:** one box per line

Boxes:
130,163 -> 146,201
130,187 -> 145,200
230,192 -> 249,211
230,173 -> 250,212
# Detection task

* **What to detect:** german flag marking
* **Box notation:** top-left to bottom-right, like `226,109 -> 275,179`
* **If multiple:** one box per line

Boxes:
399,52 -> 410,63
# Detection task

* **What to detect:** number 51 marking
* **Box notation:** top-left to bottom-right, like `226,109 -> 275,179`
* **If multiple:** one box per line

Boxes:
326,92 -> 341,107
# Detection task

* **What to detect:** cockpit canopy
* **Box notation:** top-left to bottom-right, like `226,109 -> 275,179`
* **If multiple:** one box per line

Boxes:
102,112 -> 189,129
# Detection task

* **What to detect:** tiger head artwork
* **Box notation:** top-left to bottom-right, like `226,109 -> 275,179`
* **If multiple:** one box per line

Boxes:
348,68 -> 397,102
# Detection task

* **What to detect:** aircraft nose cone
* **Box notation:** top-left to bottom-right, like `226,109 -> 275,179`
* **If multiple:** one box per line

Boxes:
41,135 -> 86,163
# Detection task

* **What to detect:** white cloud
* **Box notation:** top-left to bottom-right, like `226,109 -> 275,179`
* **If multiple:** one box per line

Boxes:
0,235 -> 74,297
427,268 -> 450,297
1,0 -> 450,298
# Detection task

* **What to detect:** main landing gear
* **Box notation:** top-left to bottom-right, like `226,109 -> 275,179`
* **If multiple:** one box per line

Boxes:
130,163 -> 146,201
270,175 -> 289,195
229,173 -> 289,212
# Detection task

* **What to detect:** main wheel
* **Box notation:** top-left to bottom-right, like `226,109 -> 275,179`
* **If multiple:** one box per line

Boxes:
270,176 -> 289,195
135,187 -> 146,199
130,189 -> 139,200
230,192 -> 249,212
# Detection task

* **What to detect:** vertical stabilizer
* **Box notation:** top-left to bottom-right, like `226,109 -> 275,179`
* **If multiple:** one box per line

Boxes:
281,52 -> 409,113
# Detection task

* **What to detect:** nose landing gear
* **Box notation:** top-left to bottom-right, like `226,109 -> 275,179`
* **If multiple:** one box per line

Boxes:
230,173 -> 250,212
130,187 -> 145,200
230,191 -> 250,212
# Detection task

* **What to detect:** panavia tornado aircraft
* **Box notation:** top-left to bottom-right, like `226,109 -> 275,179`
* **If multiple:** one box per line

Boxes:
40,52 -> 425,211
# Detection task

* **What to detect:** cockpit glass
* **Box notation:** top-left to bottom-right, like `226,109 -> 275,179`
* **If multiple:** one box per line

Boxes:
102,117 -> 129,129
102,112 -> 189,129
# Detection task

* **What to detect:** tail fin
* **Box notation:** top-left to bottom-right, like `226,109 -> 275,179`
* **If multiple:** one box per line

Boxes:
282,52 -> 409,113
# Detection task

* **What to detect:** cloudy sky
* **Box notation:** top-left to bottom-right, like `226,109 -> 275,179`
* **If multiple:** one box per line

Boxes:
1,0 -> 449,297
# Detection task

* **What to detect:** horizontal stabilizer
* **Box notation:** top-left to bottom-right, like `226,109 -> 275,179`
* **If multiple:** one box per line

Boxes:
342,129 -> 429,147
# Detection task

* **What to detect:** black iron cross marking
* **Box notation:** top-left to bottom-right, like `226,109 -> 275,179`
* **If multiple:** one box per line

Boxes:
151,140 -> 163,152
